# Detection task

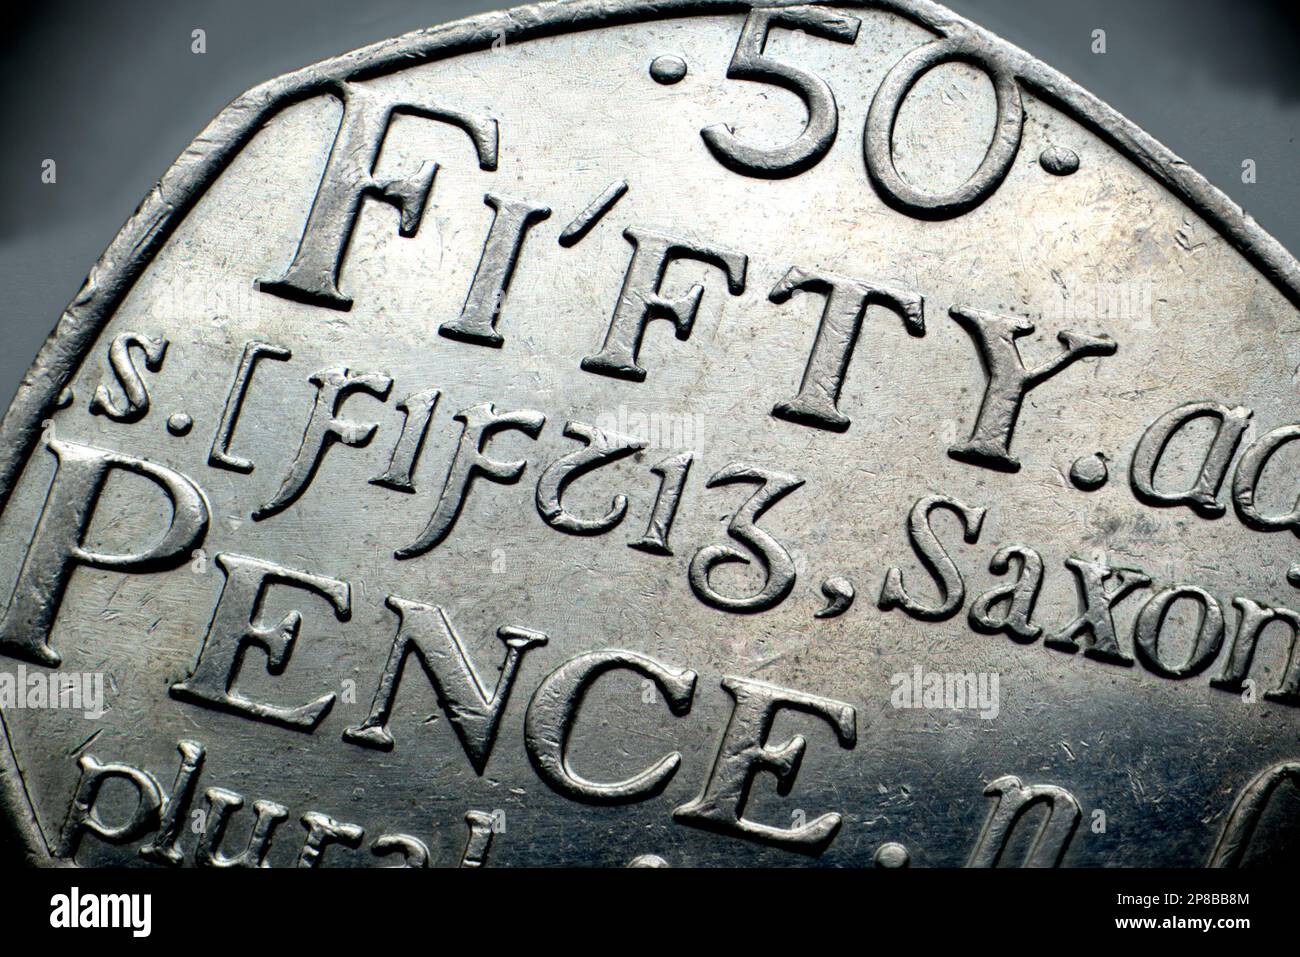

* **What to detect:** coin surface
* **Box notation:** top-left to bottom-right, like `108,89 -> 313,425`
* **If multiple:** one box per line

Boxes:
1,0 -> 1298,868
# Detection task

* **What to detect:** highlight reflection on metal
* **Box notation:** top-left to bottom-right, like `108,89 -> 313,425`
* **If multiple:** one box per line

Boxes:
0,0 -> 1297,867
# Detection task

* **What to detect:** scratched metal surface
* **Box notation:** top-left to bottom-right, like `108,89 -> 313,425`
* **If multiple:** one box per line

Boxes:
0,0 -> 1298,867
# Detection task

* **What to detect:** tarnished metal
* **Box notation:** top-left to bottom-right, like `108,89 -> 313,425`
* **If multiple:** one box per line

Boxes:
1,0 -> 1298,868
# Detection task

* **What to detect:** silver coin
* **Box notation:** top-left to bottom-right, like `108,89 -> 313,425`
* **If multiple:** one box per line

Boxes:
0,0 -> 1297,869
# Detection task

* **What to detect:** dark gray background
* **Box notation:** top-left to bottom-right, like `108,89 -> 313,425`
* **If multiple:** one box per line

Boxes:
0,0 -> 1296,414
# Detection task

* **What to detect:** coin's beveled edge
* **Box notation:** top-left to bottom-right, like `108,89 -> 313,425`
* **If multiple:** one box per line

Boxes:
1,0 -> 1296,866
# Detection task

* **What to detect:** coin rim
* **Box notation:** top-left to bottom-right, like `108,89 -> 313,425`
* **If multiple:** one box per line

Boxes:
1,0 -> 1297,866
